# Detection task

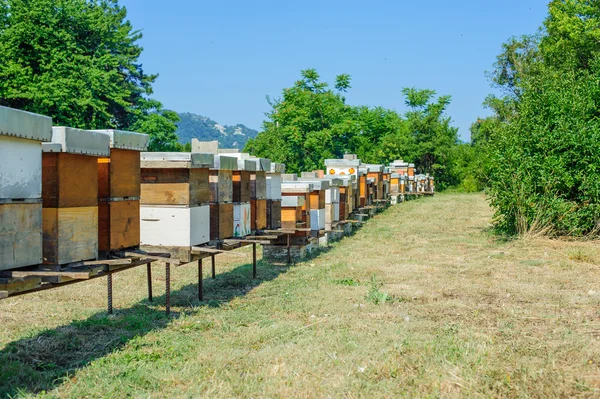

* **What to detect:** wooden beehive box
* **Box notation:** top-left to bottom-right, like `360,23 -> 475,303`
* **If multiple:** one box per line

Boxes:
233,169 -> 252,203
267,162 -> 285,201
390,174 -> 400,194
41,127 -> 110,264
210,203 -> 234,240
281,195 -> 306,232
0,203 -> 43,270
267,199 -> 282,230
297,179 -> 328,231
141,205 -> 210,247
249,157 -> 270,200
251,199 -> 267,231
96,130 -> 148,253
282,182 -> 313,237
209,155 -> 237,203
0,106 -> 52,270
141,152 -> 213,206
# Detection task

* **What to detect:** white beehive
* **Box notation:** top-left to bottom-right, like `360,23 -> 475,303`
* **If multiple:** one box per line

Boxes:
140,205 -> 210,247
0,106 -> 52,199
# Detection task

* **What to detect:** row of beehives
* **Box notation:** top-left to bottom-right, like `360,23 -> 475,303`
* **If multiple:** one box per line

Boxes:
0,105 -> 434,272
0,106 -> 287,271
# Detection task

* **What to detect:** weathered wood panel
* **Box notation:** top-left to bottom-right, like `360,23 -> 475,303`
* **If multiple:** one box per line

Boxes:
267,200 -> 281,230
141,168 -> 209,205
209,203 -> 234,240
309,191 -> 326,210
251,199 -> 267,231
0,203 -> 42,270
266,174 -> 282,200
232,171 -> 251,203
43,153 -> 98,208
209,170 -> 233,203
140,205 -> 210,247
98,149 -> 141,199
98,200 -> 140,252
281,208 -> 300,231
0,136 -> 43,199
43,206 -> 98,265
250,171 -> 267,200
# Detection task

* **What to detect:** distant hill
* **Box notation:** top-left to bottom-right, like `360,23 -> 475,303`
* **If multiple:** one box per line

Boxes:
175,112 -> 259,149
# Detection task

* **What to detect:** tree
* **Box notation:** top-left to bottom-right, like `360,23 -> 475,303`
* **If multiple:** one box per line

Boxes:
245,69 -> 359,173
482,0 -> 600,236
0,0 -> 176,147
402,88 -> 459,189
131,109 -> 180,152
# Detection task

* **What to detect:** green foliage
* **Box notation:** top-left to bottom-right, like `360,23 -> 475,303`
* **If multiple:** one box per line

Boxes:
365,275 -> 391,305
246,70 -> 463,190
131,109 -> 180,152
482,0 -> 600,236
0,0 -> 177,149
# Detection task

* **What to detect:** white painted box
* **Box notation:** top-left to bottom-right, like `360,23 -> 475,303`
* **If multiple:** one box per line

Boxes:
140,205 -> 209,247
266,174 -> 282,200
0,136 -> 44,199
309,209 -> 326,231
325,187 -> 340,204
233,203 -> 251,237
281,195 -> 305,207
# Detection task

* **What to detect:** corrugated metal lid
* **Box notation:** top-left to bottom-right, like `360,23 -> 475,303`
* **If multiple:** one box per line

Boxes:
140,152 -> 214,168
0,105 -> 52,142
324,159 -> 361,167
281,181 -> 314,193
269,163 -> 286,173
238,159 -> 257,171
213,155 -> 238,170
296,178 -> 330,190
46,127 -> 110,156
92,129 -> 149,151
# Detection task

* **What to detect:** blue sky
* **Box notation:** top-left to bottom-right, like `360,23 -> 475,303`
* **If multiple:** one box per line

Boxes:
121,0 -> 548,141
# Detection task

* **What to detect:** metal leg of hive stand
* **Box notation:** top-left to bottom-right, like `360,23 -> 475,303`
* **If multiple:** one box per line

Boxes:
146,262 -> 153,302
287,233 -> 291,265
252,243 -> 257,279
107,272 -> 113,315
165,262 -> 171,317
198,259 -> 203,301
211,255 -> 216,279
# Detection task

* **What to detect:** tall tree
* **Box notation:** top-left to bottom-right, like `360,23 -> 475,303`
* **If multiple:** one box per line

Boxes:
0,0 -> 178,147
245,69 -> 358,173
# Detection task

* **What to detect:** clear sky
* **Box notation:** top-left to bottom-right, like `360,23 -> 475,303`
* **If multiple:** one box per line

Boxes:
120,0 -> 548,141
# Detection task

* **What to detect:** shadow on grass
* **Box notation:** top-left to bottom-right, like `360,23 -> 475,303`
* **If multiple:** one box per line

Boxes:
0,259 -> 288,398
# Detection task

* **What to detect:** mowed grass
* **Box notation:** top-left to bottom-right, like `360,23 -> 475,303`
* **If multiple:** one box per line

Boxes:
1,193 -> 600,398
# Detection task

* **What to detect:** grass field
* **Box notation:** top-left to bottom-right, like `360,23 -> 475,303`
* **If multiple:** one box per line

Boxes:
1,193 -> 600,398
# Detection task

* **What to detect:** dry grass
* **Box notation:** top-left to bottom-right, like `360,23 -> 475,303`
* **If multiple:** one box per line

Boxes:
1,193 -> 600,398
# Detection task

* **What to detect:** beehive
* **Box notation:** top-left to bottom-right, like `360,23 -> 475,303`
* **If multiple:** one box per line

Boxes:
281,182 -> 313,237
0,106 -> 52,270
266,163 -> 285,230
42,127 -> 110,264
297,179 -> 328,231
96,130 -> 148,254
209,155 -> 237,203
140,152 -> 213,247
